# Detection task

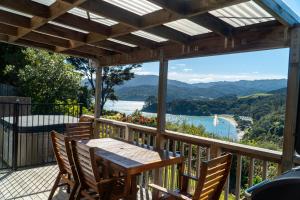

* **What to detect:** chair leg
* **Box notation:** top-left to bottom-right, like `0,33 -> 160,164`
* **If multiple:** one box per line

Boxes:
48,173 -> 62,200
69,183 -> 79,200
67,174 -> 71,193
75,185 -> 82,200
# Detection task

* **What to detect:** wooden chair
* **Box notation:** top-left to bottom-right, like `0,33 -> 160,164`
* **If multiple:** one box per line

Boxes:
49,131 -> 79,200
149,154 -> 232,200
64,122 -> 93,140
70,140 -> 125,200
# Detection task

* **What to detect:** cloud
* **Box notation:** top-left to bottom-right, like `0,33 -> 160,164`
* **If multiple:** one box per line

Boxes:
167,72 -> 286,83
183,68 -> 192,72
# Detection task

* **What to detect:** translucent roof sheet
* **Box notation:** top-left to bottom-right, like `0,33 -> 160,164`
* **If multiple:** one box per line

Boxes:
48,21 -> 89,34
103,0 -> 162,16
68,8 -> 118,26
0,5 -> 33,18
209,1 -> 275,27
107,38 -> 137,47
31,0 -> 56,6
132,31 -> 168,43
164,19 -> 211,36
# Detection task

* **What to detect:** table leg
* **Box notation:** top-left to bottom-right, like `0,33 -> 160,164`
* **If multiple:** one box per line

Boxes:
124,174 -> 138,200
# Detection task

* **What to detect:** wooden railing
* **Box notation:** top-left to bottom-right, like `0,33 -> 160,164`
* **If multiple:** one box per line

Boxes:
95,118 -> 283,200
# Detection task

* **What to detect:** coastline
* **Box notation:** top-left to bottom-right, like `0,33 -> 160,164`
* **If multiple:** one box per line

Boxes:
219,114 -> 244,140
219,114 -> 237,127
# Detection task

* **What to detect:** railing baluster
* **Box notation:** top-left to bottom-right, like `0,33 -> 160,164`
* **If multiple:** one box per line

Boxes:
224,172 -> 230,200
142,132 -> 145,147
262,161 -> 268,180
187,144 -> 192,192
164,139 -> 170,188
171,140 -> 176,190
277,163 -> 282,176
196,146 -> 201,178
235,155 -> 242,200
249,158 -> 254,187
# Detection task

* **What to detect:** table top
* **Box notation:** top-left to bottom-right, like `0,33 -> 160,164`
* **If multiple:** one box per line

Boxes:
82,138 -> 183,174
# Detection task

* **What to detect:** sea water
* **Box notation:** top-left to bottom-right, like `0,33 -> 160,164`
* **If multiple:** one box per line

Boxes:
104,100 -> 237,139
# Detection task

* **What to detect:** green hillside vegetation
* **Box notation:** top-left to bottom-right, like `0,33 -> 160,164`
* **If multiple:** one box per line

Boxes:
238,93 -> 272,99
143,89 -> 286,150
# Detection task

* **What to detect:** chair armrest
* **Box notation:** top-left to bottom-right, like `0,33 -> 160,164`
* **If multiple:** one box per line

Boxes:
148,184 -> 192,200
99,176 -> 125,185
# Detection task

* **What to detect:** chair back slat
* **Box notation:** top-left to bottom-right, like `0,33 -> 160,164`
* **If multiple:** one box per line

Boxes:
64,122 -> 93,140
193,154 -> 232,200
71,141 -> 101,188
51,131 -> 74,174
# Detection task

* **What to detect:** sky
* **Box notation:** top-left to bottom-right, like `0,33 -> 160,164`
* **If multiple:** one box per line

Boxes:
134,0 -> 300,84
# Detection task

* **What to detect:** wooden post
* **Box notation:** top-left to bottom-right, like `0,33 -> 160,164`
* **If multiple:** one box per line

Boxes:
282,26 -> 300,172
93,58 -> 103,138
94,59 -> 103,118
153,50 -> 168,199
156,50 -> 168,148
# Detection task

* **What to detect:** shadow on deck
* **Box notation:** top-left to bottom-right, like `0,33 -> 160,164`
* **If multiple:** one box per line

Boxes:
0,165 -> 152,200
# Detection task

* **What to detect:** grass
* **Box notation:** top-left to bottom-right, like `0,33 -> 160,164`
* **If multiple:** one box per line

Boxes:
239,93 -> 272,99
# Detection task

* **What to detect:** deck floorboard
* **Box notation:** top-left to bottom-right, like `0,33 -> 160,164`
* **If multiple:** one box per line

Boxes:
0,165 -> 152,200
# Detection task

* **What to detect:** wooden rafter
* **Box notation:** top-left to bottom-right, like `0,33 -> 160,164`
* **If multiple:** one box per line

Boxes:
98,23 -> 288,66
0,0 -> 297,60
0,0 -> 87,45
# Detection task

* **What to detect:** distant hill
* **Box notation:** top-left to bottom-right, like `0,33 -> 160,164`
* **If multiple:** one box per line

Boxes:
113,75 -> 287,101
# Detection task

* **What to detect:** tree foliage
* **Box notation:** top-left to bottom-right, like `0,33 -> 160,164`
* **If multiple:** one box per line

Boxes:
18,48 -> 81,103
67,57 -> 96,92
67,57 -> 141,114
100,64 -> 141,114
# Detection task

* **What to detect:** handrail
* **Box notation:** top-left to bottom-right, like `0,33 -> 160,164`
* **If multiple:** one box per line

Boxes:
96,117 -> 282,163
163,130 -> 282,163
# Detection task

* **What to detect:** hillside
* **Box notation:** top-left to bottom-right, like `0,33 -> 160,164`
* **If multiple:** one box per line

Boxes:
113,75 -> 287,101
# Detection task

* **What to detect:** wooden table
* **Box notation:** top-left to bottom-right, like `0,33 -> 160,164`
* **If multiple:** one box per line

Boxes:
82,138 -> 184,199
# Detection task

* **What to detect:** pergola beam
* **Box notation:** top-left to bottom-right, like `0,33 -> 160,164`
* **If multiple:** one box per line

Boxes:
0,0 -> 88,43
116,34 -> 158,49
98,23 -> 288,66
146,26 -> 191,44
0,0 -> 50,18
254,0 -> 300,26
189,13 -> 234,37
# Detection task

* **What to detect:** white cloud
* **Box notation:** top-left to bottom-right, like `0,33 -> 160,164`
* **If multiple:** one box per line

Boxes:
167,72 -> 286,83
183,68 -> 192,72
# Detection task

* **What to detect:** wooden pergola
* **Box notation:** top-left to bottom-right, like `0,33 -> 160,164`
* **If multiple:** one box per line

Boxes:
0,0 -> 300,172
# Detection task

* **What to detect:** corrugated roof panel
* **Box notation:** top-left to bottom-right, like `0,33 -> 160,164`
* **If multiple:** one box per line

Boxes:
0,6 -> 33,18
132,31 -> 168,42
68,8 -> 118,26
48,21 -> 89,34
107,38 -> 137,47
164,19 -> 211,36
209,1 -> 275,27
31,0 -> 56,6
103,0 -> 162,16
89,13 -> 118,26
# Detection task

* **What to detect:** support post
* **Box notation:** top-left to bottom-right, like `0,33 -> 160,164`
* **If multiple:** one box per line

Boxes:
156,50 -> 168,148
153,51 -> 168,199
93,58 -> 103,138
12,103 -> 19,170
282,26 -> 300,172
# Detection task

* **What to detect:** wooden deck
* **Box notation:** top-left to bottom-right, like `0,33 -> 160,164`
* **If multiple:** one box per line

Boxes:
0,165 -> 152,200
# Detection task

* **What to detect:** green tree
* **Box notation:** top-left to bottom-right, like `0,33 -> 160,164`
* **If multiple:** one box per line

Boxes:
67,57 -> 141,115
18,48 -> 81,103
66,57 -> 96,92
100,64 -> 141,115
